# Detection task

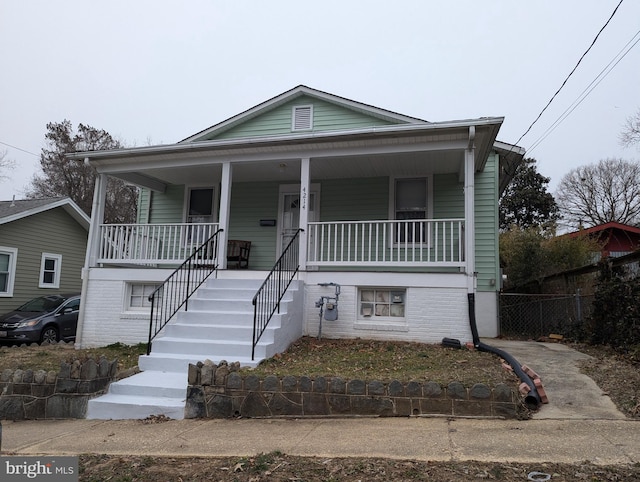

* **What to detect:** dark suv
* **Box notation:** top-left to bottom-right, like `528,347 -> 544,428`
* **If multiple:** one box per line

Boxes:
0,294 -> 80,344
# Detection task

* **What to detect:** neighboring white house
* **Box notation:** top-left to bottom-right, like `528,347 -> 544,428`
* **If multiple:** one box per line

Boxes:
71,85 -> 525,362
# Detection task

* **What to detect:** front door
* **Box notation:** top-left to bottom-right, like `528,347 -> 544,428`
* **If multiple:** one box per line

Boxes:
277,185 -> 318,255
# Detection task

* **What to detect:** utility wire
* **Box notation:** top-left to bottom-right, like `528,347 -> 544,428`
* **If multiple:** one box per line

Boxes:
0,140 -> 39,157
513,0 -> 625,148
527,28 -> 640,154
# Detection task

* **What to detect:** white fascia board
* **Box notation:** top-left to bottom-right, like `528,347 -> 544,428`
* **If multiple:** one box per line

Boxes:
0,198 -> 90,230
69,117 -> 505,166
493,140 -> 526,156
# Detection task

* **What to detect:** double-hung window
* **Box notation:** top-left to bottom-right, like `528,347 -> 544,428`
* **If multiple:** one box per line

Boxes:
185,187 -> 215,248
0,247 -> 18,296
394,177 -> 428,244
39,253 -> 62,288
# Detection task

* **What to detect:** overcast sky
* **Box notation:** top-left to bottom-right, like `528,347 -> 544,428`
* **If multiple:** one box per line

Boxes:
1,1 -> 639,199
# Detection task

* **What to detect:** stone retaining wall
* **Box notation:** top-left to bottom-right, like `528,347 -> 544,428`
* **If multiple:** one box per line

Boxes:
0,357 -> 117,420
185,361 -> 522,419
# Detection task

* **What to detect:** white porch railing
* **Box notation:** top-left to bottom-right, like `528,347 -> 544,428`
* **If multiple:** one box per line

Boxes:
307,219 -> 465,267
98,223 -> 220,265
97,219 -> 464,268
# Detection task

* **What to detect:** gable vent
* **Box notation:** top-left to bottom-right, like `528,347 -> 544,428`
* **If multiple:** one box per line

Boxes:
292,105 -> 313,131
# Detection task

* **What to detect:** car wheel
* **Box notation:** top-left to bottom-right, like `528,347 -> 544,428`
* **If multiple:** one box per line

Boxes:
40,326 -> 59,344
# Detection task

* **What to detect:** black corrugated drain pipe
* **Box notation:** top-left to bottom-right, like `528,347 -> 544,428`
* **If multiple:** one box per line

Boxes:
467,293 -> 541,410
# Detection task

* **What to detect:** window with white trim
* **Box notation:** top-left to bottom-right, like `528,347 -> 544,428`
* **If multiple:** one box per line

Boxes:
394,177 -> 429,243
358,288 -> 406,320
185,186 -> 216,247
292,105 -> 313,131
127,283 -> 161,311
39,253 -> 62,288
0,247 -> 18,297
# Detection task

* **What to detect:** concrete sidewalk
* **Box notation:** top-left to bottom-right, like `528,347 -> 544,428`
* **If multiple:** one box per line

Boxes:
2,417 -> 639,464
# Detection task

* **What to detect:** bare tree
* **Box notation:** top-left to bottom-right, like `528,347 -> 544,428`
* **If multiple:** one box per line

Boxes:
555,158 -> 640,229
0,149 -> 15,183
27,120 -> 138,223
620,108 -> 640,148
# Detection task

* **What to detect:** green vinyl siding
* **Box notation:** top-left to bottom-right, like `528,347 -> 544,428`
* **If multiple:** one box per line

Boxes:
0,208 -> 87,313
136,188 -> 151,224
474,152 -> 500,291
203,96 -> 398,141
148,185 -> 185,224
228,182 -> 280,270
433,174 -> 463,218
320,177 -> 389,221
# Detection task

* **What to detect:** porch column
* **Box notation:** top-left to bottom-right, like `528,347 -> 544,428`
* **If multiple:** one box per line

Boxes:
216,161 -> 232,269
298,157 -> 310,269
85,172 -> 107,268
464,127 -> 476,293
77,170 -> 107,349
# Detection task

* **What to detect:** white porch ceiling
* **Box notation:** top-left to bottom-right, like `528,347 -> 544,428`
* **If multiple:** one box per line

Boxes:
112,149 -> 465,187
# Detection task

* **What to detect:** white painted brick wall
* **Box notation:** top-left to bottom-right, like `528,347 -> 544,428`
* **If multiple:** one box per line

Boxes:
303,285 -> 472,344
80,279 -> 147,347
80,269 -> 482,348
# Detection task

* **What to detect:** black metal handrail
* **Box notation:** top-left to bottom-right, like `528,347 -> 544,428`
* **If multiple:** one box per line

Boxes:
147,229 -> 223,355
251,229 -> 302,360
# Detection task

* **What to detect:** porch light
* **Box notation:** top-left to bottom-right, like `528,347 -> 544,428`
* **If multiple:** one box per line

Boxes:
279,162 -> 287,173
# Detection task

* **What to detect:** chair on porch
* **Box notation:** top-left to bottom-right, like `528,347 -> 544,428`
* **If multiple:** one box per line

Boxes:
227,239 -> 251,269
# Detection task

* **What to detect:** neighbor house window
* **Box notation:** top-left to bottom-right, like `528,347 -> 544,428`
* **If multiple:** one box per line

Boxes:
0,247 -> 18,297
292,105 -> 313,131
359,288 -> 406,320
394,177 -> 429,243
128,283 -> 161,310
39,253 -> 62,288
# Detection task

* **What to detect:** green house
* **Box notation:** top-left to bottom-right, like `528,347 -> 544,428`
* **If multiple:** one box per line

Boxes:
0,197 -> 89,315
71,86 -> 524,367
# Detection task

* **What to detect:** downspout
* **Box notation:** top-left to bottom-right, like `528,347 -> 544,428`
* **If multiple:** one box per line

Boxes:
468,303 -> 541,409
463,126 -> 540,409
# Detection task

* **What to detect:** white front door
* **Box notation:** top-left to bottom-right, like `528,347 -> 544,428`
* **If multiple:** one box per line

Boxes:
277,185 -> 318,255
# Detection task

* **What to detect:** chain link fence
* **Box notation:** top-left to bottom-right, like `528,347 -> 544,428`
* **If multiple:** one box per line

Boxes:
499,291 -> 595,339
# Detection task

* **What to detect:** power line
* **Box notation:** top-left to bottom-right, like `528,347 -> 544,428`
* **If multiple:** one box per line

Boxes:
0,140 -> 39,157
527,28 -> 640,154
513,0 -> 625,148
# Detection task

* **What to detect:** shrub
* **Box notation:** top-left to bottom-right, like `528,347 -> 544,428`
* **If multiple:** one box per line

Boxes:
587,259 -> 640,355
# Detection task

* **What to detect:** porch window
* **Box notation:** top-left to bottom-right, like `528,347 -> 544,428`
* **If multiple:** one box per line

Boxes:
359,288 -> 406,320
186,187 -> 215,246
39,253 -> 62,288
0,247 -> 17,297
394,178 -> 428,243
187,187 -> 215,224
127,283 -> 161,310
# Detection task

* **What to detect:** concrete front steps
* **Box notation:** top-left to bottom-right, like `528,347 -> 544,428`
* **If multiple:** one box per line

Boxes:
86,278 -> 301,420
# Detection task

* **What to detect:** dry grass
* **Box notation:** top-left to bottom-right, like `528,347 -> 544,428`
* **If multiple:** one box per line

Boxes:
246,336 -> 518,387
573,343 -> 640,418
0,337 -> 517,388
0,342 -> 146,374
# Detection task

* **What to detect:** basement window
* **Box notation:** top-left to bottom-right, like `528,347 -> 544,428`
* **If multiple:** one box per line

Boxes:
127,283 -> 162,311
358,288 -> 406,321
292,105 -> 313,131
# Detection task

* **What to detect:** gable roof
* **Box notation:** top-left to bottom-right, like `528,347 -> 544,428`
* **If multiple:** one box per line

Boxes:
180,85 -> 430,143
567,221 -> 640,237
0,197 -> 90,230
